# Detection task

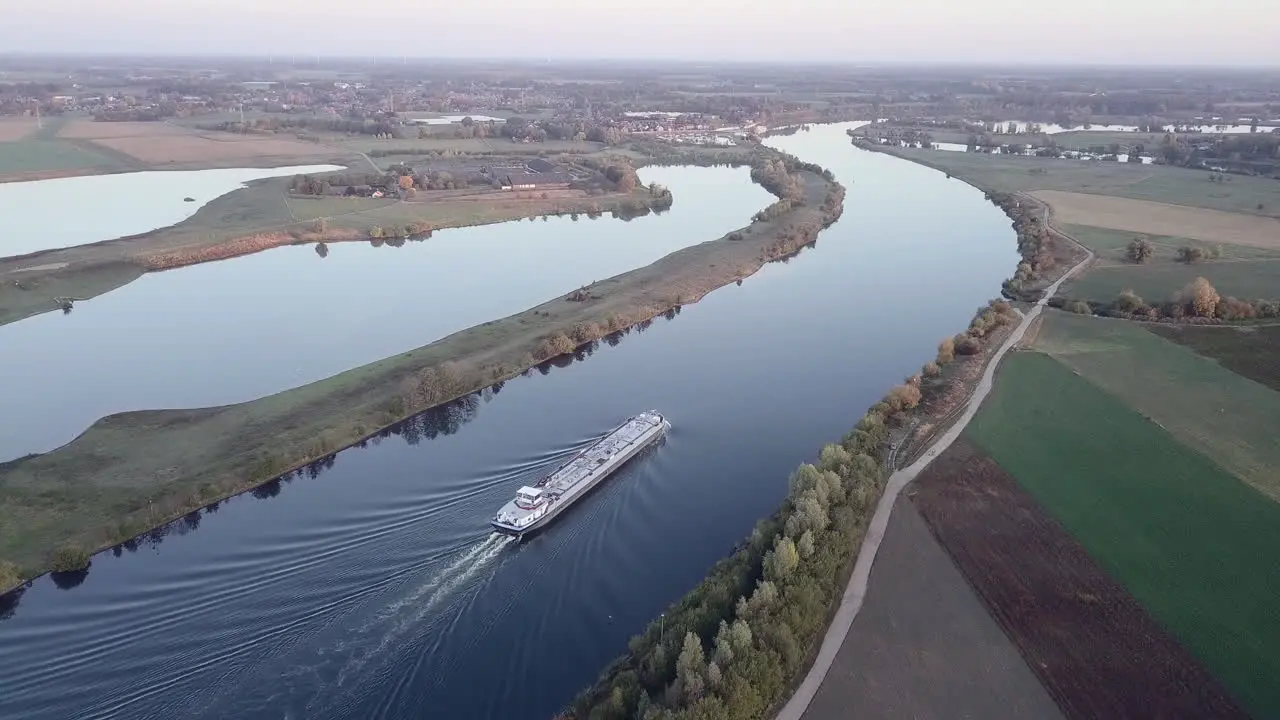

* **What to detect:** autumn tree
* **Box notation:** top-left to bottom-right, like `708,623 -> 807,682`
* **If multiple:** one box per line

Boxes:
936,337 -> 956,364
1126,236 -> 1155,263
1181,277 -> 1220,318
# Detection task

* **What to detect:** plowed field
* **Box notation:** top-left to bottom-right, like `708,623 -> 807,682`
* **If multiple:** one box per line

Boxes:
911,440 -> 1248,720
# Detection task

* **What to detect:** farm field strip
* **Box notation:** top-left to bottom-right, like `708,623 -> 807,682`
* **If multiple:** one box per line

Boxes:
1034,312 -> 1280,499
1149,324 -> 1280,392
1034,190 -> 1280,249
1063,223 -> 1280,265
1066,257 -> 1280,304
911,439 -> 1248,720
966,351 -> 1280,719
875,146 -> 1280,218
799,494 -> 1062,720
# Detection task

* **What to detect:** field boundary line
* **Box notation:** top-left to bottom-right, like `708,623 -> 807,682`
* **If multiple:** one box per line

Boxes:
774,214 -> 1094,720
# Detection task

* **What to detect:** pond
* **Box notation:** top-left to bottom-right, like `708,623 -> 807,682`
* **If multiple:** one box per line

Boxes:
0,123 -> 1020,720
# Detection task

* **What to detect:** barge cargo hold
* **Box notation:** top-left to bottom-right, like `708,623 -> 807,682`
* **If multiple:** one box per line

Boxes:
491,411 -> 669,537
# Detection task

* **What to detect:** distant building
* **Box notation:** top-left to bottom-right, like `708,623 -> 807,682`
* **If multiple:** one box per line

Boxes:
499,172 -> 572,190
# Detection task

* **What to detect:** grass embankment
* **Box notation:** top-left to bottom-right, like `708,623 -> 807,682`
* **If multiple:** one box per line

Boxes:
0,172 -> 663,328
0,160 -> 843,595
1034,311 -> 1280,500
966,351 -> 1280,719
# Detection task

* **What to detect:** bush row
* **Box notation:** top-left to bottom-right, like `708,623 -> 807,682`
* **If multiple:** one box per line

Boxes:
1054,277 -> 1280,323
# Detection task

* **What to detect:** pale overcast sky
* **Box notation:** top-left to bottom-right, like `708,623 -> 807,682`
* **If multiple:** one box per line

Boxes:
2,0 -> 1277,66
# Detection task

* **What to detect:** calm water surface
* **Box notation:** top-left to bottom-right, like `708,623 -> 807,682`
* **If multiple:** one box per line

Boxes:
0,166 -> 771,460
0,165 -> 343,259
0,123 -> 1019,720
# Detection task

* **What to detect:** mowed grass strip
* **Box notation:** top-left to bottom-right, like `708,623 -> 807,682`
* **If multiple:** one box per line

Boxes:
966,351 -> 1280,719
1034,312 -> 1280,499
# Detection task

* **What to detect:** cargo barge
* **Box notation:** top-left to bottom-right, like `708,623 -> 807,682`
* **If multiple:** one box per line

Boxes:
491,411 -> 669,537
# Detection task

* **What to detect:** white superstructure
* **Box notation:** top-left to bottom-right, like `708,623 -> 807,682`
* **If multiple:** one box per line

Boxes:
491,411 -> 669,536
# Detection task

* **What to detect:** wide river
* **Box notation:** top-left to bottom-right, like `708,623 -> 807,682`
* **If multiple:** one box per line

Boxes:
0,123 -> 1019,720
0,165 -> 772,460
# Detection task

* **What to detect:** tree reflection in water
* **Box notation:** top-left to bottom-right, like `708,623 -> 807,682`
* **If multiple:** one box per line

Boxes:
10,292 -> 722,603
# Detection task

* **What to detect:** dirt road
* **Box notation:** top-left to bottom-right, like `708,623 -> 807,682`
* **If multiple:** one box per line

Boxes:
775,239 -> 1094,720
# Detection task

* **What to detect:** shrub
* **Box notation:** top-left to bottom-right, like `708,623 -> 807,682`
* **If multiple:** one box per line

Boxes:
955,336 -> 982,355
936,337 -> 956,364
0,560 -> 22,590
51,543 -> 90,573
536,332 -> 576,360
1125,236 -> 1155,263
922,361 -> 942,378
1114,289 -> 1146,313
1176,245 -> 1206,264
570,322 -> 602,344
1066,300 -> 1093,315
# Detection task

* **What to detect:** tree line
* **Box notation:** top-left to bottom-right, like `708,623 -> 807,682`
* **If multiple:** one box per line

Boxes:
1056,277 -> 1280,323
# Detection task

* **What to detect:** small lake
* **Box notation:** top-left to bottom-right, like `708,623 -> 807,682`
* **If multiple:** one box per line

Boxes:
0,165 -> 344,259
930,141 -> 1155,164
407,115 -> 504,125
976,120 -> 1279,135
0,166 -> 772,460
0,123 -> 1021,720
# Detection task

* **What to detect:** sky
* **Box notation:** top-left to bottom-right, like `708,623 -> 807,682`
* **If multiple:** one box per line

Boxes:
2,0 -> 1278,66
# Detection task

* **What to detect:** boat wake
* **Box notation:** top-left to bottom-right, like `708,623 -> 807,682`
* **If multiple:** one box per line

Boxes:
328,533 -> 514,692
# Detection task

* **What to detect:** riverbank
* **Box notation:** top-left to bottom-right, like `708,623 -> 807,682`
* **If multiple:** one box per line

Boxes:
0,158 -> 843,594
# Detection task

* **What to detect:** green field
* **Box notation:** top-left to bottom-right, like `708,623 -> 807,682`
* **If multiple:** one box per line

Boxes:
1066,258 -> 1280,304
875,146 -> 1280,218
1033,312 -> 1280,499
966,350 -> 1280,719
0,138 -> 130,176
1064,224 -> 1280,265
1149,324 -> 1280,392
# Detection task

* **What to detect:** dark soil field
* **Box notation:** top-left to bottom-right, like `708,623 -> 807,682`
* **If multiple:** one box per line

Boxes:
1148,324 -> 1280,392
800,495 -> 1061,720
911,439 -> 1249,720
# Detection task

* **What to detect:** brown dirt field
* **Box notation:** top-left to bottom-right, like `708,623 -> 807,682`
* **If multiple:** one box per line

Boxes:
800,495 -> 1062,720
1033,190 -> 1280,250
93,135 -> 331,164
911,440 -> 1249,720
57,120 -> 196,139
0,119 -> 39,142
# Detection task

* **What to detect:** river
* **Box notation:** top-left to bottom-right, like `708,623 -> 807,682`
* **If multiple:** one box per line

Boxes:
0,123 -> 1019,720
0,165 -> 772,461
0,165 -> 344,260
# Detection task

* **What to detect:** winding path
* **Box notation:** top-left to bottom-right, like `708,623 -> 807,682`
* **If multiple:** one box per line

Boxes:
775,224 -> 1094,720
